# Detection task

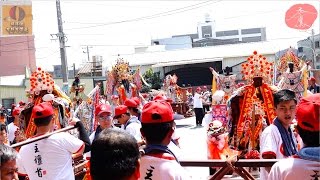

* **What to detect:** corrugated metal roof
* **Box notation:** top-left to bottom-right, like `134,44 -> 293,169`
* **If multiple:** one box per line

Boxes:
0,75 -> 25,86
152,57 -> 223,67
106,41 -> 287,67
78,63 -> 93,74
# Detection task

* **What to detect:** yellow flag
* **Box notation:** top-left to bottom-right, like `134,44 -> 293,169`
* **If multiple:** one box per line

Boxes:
211,76 -> 217,96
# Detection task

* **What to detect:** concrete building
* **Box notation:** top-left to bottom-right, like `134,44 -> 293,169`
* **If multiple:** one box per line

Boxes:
53,65 -> 78,79
107,41 -> 281,87
297,33 -> 320,69
297,33 -> 320,83
151,14 -> 267,50
0,35 -> 36,76
0,1 -> 35,77
151,36 -> 192,51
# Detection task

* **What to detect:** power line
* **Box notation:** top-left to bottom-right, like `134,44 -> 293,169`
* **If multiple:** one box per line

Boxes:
62,1 -> 170,9
66,8 -> 282,26
222,9 -> 283,20
64,0 -> 222,31
37,50 -> 60,59
0,35 -> 299,53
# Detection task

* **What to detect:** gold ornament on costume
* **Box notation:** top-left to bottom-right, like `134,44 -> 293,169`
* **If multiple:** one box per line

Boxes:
112,58 -> 132,83
29,67 -> 54,95
241,51 -> 274,84
277,48 -> 303,74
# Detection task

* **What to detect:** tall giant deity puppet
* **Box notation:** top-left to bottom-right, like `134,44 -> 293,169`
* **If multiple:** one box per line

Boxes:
277,48 -> 308,101
209,66 -> 237,104
19,67 -> 72,139
228,51 -> 279,158
206,66 -> 237,130
163,74 -> 183,102
105,58 -> 143,105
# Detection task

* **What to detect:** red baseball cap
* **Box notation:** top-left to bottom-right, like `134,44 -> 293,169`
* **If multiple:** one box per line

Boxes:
32,102 -> 54,119
309,77 -> 316,81
124,98 -> 138,108
95,104 -> 112,116
132,97 -> 141,106
114,105 -> 128,118
12,107 -> 22,116
153,94 -> 173,103
141,100 -> 174,124
154,94 -> 167,101
296,93 -> 320,132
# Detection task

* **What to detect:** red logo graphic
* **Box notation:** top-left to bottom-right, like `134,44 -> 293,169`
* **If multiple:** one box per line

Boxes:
9,6 -> 25,21
285,4 -> 318,30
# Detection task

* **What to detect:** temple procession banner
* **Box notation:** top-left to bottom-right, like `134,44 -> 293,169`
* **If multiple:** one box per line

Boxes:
1,1 -> 32,36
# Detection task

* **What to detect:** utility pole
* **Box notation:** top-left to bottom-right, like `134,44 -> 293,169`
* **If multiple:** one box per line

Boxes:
311,29 -> 316,70
82,46 -> 92,62
82,46 -> 93,76
73,63 -> 76,78
86,46 -> 90,62
56,0 -> 69,87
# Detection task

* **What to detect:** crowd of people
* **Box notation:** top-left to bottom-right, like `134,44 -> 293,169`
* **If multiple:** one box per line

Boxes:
0,72 -> 319,180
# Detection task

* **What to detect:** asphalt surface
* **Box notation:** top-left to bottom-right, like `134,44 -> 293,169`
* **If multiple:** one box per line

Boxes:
175,116 -> 260,180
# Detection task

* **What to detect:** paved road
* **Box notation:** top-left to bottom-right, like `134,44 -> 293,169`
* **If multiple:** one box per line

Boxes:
175,116 -> 212,179
175,116 -> 260,180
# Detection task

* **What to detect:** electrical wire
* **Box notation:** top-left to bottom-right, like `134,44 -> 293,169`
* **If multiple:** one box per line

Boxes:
36,50 -> 60,59
64,0 -> 222,30
62,1 -> 170,9
0,35 -> 303,54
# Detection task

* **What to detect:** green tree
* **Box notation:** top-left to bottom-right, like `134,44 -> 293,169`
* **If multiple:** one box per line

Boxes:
141,68 -> 162,93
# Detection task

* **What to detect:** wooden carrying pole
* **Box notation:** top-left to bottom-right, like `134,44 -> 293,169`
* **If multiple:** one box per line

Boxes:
11,126 -> 76,148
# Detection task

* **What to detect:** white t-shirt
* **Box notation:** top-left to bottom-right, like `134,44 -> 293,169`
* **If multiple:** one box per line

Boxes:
260,124 -> 296,180
193,93 -> 203,108
7,122 -> 18,143
268,156 -> 320,180
140,154 -> 191,180
124,116 -> 142,141
18,132 -> 84,180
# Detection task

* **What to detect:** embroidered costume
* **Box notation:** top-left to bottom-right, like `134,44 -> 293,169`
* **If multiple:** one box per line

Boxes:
210,67 -> 237,104
277,49 -> 308,101
105,58 -> 142,105
228,51 -> 278,155
21,67 -> 72,138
